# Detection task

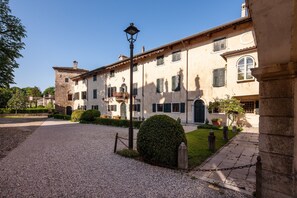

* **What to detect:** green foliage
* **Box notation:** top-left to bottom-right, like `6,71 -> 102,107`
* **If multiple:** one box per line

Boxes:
198,124 -> 220,130
0,0 -> 27,88
53,114 -> 71,120
187,128 -> 238,169
43,86 -> 55,96
93,117 -> 143,129
80,109 -> 101,122
176,117 -> 181,124
71,110 -> 84,122
7,89 -> 27,113
137,115 -> 187,168
45,101 -> 54,110
0,107 -> 51,114
208,98 -> 220,113
0,87 -> 12,107
219,95 -> 244,127
116,149 -> 139,158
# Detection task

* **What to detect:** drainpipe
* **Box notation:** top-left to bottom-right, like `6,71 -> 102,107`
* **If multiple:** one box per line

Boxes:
181,40 -> 189,124
142,63 -> 144,120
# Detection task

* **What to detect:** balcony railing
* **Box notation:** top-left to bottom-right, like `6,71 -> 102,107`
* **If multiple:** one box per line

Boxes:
113,92 -> 129,102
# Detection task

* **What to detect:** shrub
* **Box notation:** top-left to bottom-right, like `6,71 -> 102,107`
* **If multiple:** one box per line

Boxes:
80,109 -> 101,122
71,110 -> 84,122
137,115 -> 187,168
117,149 -> 139,158
93,117 -> 143,129
198,124 -> 220,130
53,114 -> 71,120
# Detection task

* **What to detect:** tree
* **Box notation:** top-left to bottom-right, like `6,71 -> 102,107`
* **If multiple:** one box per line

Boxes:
0,87 -> 12,107
23,86 -> 41,107
219,95 -> 244,127
0,0 -> 26,88
43,86 -> 55,96
7,89 -> 27,113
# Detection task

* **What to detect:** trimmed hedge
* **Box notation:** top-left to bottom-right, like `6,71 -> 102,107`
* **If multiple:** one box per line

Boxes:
80,109 -> 101,122
137,115 -> 187,168
93,117 -> 142,129
71,110 -> 84,122
0,108 -> 52,114
52,114 -> 71,120
197,124 -> 220,130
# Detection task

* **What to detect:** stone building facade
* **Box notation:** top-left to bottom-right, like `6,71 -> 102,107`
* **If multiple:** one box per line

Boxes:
53,61 -> 88,115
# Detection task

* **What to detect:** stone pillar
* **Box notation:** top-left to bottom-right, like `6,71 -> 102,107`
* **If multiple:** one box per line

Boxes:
178,142 -> 188,170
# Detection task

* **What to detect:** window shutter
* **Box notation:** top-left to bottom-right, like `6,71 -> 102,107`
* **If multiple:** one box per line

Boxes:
156,79 -> 160,93
180,103 -> 185,113
218,68 -> 225,87
172,76 -> 176,91
152,104 -> 156,112
164,103 -> 171,113
160,79 -> 164,92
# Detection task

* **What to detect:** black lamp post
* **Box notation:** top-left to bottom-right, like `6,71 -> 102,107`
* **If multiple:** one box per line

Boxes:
124,23 -> 140,149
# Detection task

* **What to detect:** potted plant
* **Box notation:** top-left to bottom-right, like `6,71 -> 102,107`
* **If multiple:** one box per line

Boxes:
211,118 -> 222,126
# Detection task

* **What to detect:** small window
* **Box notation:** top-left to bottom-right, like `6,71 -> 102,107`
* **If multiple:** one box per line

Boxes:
133,64 -> 138,72
180,103 -> 185,113
157,104 -> 164,112
81,91 -> 87,100
241,101 -> 255,113
132,83 -> 138,96
213,38 -> 226,52
108,105 -> 117,111
65,78 -> 69,83
92,105 -> 98,110
68,94 -> 73,101
157,55 -> 164,66
213,68 -> 225,87
237,56 -> 255,81
82,105 -> 87,110
93,89 -> 97,99
172,51 -> 181,62
75,81 -> 78,85
110,70 -> 115,77
74,92 -> 79,100
152,103 -> 156,112
164,103 -> 171,113
172,75 -> 180,91
172,103 -> 180,112
108,87 -> 116,97
93,75 -> 97,81
133,104 -> 140,112
156,78 -> 164,93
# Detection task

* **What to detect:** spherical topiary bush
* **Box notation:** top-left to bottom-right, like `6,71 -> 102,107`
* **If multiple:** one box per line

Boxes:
137,115 -> 187,167
80,109 -> 101,122
71,110 -> 84,122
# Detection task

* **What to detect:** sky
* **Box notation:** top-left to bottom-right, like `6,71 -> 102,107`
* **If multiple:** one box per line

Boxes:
9,0 -> 245,92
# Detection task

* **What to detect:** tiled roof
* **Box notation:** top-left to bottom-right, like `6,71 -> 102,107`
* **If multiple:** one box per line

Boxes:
221,46 -> 257,60
53,67 -> 88,73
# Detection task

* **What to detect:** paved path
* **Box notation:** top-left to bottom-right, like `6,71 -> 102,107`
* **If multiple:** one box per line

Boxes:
0,119 -> 251,197
189,128 -> 259,196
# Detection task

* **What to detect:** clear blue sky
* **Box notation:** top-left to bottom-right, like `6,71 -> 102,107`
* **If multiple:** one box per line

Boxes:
9,0 -> 245,92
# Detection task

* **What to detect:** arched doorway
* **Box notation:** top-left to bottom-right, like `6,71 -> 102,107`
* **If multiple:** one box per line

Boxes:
66,106 -> 72,116
120,102 -> 127,119
194,99 -> 205,123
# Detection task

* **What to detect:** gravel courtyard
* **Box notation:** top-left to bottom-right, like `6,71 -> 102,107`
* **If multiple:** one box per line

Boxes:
0,118 -> 251,197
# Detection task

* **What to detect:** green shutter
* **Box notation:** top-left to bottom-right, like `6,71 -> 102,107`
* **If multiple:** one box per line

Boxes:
164,103 -> 171,112
180,103 -> 185,113
172,76 -> 176,91
152,104 -> 156,112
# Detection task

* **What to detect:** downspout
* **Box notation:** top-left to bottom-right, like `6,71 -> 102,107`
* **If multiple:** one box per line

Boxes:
181,40 -> 189,124
142,63 -> 144,120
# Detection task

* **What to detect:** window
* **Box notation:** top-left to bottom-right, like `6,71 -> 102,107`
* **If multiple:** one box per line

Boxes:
157,104 -> 164,112
157,55 -> 164,66
213,68 -> 225,87
68,94 -> 73,101
172,103 -> 180,112
108,87 -> 116,97
92,105 -> 98,110
156,78 -> 164,93
237,56 -> 255,81
65,78 -> 69,83
133,64 -> 138,72
133,104 -> 140,112
213,38 -> 226,52
93,89 -> 97,99
172,75 -> 180,91
74,92 -> 79,100
241,101 -> 255,113
108,105 -> 117,111
172,51 -> 181,62
132,83 -> 138,96
164,103 -> 171,113
93,75 -> 97,81
75,81 -> 78,85
110,70 -> 115,77
81,91 -> 87,100
152,104 -> 156,112
180,103 -> 185,113
82,105 -> 87,110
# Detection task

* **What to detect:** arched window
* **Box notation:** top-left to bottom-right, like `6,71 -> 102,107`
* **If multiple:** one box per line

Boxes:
237,56 -> 255,81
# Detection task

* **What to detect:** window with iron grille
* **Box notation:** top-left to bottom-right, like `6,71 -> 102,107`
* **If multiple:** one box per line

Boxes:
172,51 -> 181,62
172,103 -> 180,112
213,68 -> 225,87
164,103 -> 171,113
133,104 -> 140,112
157,55 -> 164,65
157,104 -> 164,112
241,101 -> 255,113
213,38 -> 226,52
93,89 -> 97,99
156,78 -> 164,93
81,91 -> 87,100
172,75 -> 180,91
68,94 -> 73,101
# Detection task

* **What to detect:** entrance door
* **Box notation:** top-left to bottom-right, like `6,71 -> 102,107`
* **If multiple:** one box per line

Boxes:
194,100 -> 205,123
120,102 -> 127,119
66,106 -> 72,116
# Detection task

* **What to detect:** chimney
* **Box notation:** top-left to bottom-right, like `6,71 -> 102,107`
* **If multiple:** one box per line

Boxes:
241,3 -> 247,17
73,60 -> 78,69
118,55 -> 128,61
142,46 -> 145,53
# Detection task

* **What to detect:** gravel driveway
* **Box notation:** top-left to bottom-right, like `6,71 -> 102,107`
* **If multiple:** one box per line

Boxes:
0,119 -> 251,197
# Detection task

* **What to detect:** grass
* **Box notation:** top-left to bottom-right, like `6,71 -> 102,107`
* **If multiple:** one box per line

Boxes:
186,128 -> 238,169
116,149 -> 140,158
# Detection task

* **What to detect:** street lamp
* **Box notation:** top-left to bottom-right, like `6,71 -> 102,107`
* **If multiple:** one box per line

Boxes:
124,23 -> 140,150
